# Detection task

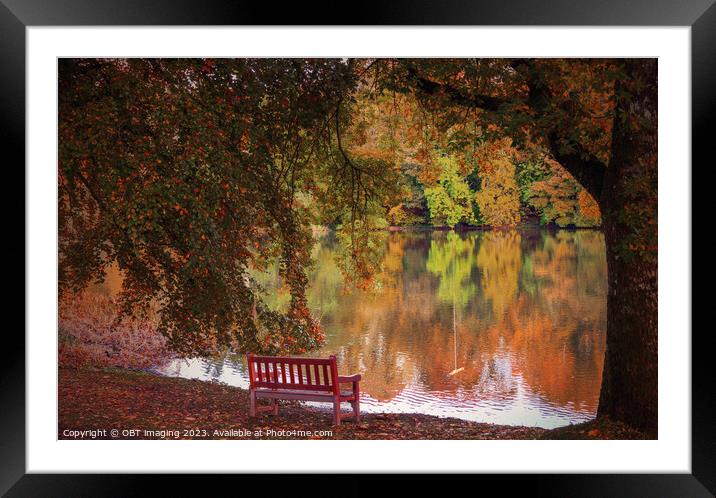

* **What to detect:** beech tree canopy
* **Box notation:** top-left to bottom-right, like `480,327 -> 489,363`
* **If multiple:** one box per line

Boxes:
59,57 -> 657,432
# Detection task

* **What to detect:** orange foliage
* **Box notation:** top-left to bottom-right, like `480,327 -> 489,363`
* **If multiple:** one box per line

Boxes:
474,141 -> 521,227
577,189 -> 602,226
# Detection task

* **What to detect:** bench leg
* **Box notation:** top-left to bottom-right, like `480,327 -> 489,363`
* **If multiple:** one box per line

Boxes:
249,390 -> 256,417
351,401 -> 360,423
352,382 -> 360,422
333,398 -> 341,426
272,399 -> 279,416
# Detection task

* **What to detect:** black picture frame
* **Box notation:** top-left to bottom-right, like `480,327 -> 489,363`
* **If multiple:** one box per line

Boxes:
3,0 -> 710,495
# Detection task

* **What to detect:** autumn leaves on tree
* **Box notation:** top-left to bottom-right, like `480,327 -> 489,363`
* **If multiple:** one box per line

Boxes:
58,58 -> 657,433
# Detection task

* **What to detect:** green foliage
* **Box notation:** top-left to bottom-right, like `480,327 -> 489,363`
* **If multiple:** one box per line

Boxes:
516,156 -> 601,228
516,159 -> 550,204
423,154 -> 477,227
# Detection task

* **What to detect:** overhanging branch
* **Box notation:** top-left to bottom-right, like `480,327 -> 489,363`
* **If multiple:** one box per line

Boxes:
546,132 -> 605,200
403,62 -> 509,112
404,59 -> 608,201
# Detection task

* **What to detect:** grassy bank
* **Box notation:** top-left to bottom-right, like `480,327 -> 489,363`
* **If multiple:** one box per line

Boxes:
59,367 -> 649,440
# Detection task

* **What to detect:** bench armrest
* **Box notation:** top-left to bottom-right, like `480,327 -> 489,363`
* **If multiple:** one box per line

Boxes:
337,374 -> 362,383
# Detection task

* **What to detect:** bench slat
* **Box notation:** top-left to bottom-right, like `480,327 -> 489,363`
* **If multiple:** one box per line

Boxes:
254,390 -> 334,402
247,354 -> 340,392
247,354 -> 361,425
251,355 -> 334,365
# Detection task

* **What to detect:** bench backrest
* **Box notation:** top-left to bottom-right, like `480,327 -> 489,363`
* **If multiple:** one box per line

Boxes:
247,354 -> 340,394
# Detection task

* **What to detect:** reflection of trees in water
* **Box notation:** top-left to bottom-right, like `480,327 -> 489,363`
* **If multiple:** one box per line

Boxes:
307,243 -> 344,318
476,231 -> 522,317
426,231 -> 477,310
477,351 -> 516,395
253,230 -> 607,412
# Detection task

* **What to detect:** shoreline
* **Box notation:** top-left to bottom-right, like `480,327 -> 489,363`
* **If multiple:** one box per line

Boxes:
312,224 -> 603,235
383,224 -> 603,232
59,366 -> 650,440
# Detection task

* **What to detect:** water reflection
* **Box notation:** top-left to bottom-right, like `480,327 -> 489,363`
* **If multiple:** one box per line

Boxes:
158,229 -> 607,428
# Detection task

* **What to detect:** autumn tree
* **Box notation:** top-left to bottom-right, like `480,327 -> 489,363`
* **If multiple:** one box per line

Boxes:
474,152 -> 521,228
384,57 -> 657,433
423,153 -> 477,227
59,57 -> 657,433
522,155 -> 602,227
576,189 -> 601,227
59,58 -> 375,356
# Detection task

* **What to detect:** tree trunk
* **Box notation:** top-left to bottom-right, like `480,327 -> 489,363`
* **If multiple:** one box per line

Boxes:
597,59 -> 658,435
401,58 -> 660,433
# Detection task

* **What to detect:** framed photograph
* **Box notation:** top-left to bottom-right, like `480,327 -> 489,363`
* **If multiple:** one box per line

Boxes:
6,0 -> 711,494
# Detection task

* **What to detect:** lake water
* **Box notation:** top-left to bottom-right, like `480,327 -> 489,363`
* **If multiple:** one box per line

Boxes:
156,228 -> 607,429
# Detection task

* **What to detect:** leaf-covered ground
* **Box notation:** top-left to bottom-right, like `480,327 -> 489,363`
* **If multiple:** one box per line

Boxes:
58,367 -> 649,440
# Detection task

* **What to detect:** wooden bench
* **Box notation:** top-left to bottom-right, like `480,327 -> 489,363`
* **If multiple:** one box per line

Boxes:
247,354 -> 361,425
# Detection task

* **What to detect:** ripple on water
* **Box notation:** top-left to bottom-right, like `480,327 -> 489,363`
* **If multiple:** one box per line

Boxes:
152,229 -> 607,430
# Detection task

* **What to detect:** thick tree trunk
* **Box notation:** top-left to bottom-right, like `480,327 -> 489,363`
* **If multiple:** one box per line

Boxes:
404,59 -> 660,433
597,59 -> 658,434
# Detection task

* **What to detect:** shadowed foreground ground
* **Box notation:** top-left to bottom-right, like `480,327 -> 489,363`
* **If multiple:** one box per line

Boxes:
58,367 -> 649,440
